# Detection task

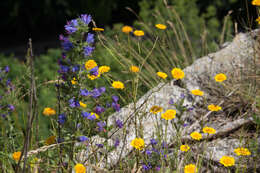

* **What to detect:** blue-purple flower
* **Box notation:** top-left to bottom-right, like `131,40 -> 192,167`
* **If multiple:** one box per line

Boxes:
81,111 -> 91,118
59,65 -> 69,73
112,95 -> 119,103
80,14 -> 92,25
142,163 -> 152,171
96,143 -> 104,148
80,89 -> 90,96
72,65 -> 80,72
114,138 -> 120,147
65,19 -> 78,34
4,66 -> 9,73
115,119 -> 123,128
169,98 -> 174,104
58,113 -> 66,125
95,106 -> 105,114
112,102 -> 120,112
89,66 -> 99,76
86,33 -> 94,44
61,37 -> 73,51
8,104 -> 15,111
83,46 -> 94,56
90,87 -> 105,99
145,149 -> 152,156
78,136 -> 88,142
69,98 -> 80,108
97,121 -> 106,132
150,139 -> 157,145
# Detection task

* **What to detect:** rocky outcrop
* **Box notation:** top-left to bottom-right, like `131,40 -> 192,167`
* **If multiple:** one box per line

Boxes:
83,30 -> 259,172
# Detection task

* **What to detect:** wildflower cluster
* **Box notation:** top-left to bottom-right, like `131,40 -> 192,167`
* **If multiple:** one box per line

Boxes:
41,14 -> 125,168
139,139 -> 170,171
0,66 -> 15,119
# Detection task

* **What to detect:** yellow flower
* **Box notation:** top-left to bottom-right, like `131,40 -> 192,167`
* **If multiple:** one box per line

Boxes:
130,66 -> 139,73
219,156 -> 235,167
112,81 -> 125,89
161,109 -> 176,120
133,30 -> 144,37
171,68 -> 185,80
184,164 -> 197,173
131,138 -> 145,150
45,136 -> 56,145
180,145 -> 190,152
234,147 -> 251,156
190,132 -> 202,141
157,72 -> 168,79
74,163 -> 86,173
202,127 -> 216,134
91,112 -> 99,119
85,60 -> 97,70
92,27 -> 104,31
155,24 -> 167,30
256,17 -> 260,24
87,74 -> 100,80
79,101 -> 87,108
43,107 -> 56,116
99,66 -> 110,74
214,73 -> 227,82
191,89 -> 204,96
252,0 -> 260,5
208,104 -> 222,112
122,25 -> 133,33
150,106 -> 163,114
12,151 -> 21,161
71,77 -> 77,85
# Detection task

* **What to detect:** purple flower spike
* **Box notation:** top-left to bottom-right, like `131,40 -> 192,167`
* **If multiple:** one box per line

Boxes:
78,136 -> 88,142
80,14 -> 92,25
80,89 -> 90,96
86,33 -> 94,44
115,119 -> 123,128
83,46 -> 94,56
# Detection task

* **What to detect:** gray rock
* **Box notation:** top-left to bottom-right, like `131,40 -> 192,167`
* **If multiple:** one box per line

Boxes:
84,30 -> 259,171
